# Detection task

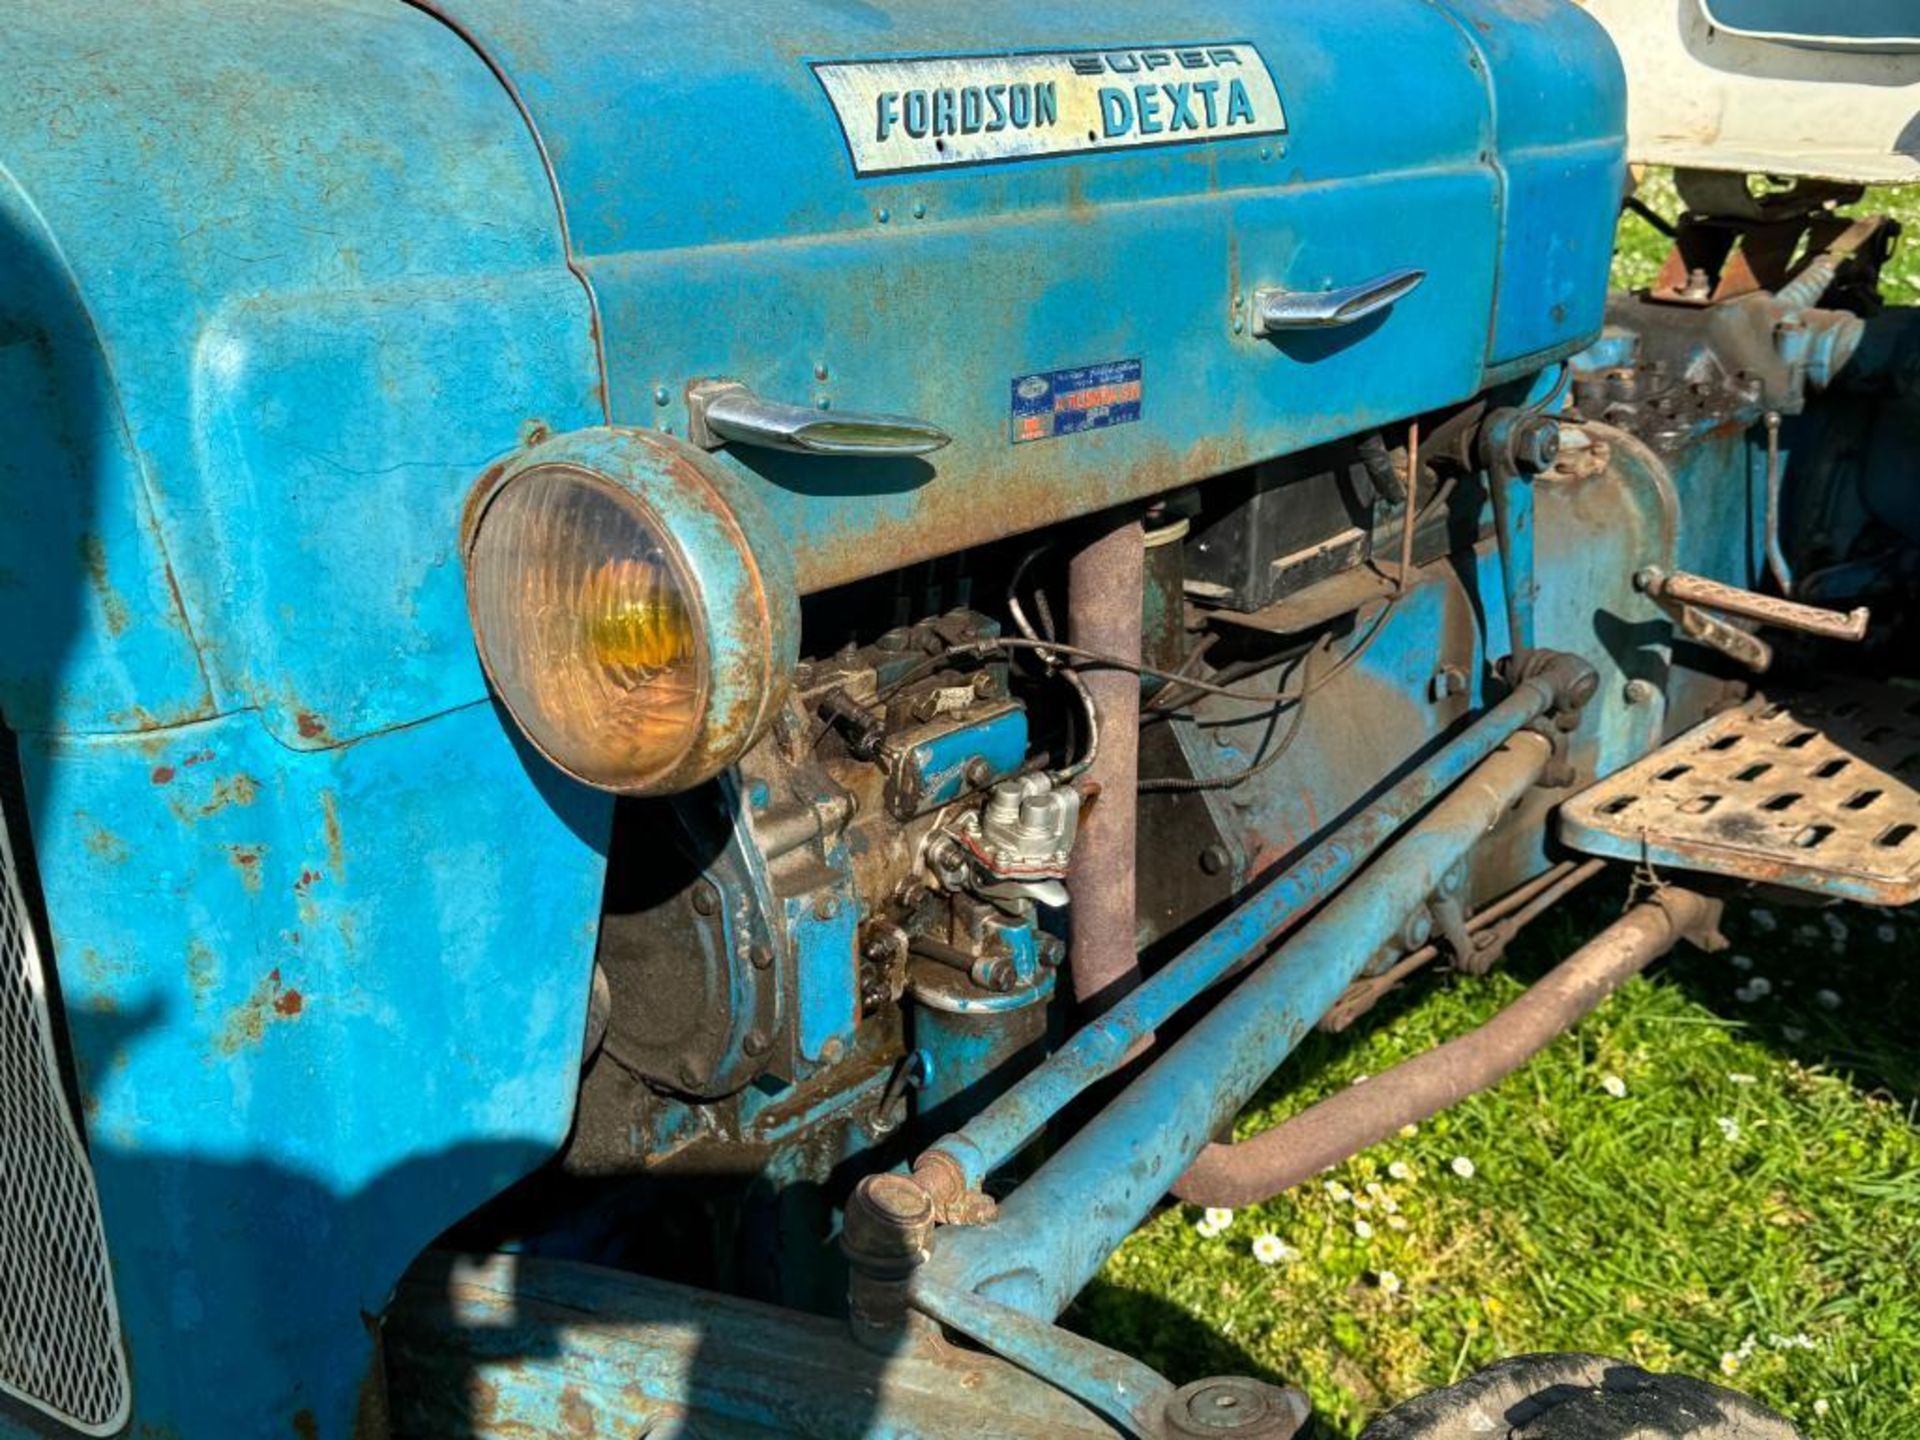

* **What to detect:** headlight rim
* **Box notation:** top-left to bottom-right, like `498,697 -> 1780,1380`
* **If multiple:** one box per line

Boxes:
461,426 -> 798,797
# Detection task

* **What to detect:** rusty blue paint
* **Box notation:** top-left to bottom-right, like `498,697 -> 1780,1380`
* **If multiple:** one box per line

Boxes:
385,1252 -> 1120,1438
20,706 -> 610,1438
921,675 -> 1558,1192
393,0 -> 1621,594
0,5 -> 610,1434
0,1 -> 602,748
1436,0 -> 1628,367
921,732 -> 1553,1317
893,704 -> 1028,815
0,0 -> 1643,1432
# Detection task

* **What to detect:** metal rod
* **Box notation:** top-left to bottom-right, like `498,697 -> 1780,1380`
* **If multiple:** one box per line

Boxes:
1762,411 -> 1794,597
1397,418 -> 1420,594
912,1279 -> 1173,1439
1318,856 -> 1606,1032
1065,517 -> 1146,1021
919,731 -> 1554,1318
1487,463 -> 1536,654
916,676 -> 1565,1195
1170,889 -> 1713,1208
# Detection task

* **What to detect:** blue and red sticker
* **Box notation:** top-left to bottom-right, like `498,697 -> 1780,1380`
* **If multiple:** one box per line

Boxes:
1010,358 -> 1143,444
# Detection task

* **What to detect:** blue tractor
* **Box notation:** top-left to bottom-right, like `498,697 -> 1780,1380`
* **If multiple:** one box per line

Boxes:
0,1 -> 1908,1435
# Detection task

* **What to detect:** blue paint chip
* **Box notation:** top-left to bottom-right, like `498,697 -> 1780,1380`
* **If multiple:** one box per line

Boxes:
1010,358 -> 1142,444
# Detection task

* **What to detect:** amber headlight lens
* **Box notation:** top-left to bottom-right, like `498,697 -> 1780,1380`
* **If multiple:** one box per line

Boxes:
464,432 -> 797,795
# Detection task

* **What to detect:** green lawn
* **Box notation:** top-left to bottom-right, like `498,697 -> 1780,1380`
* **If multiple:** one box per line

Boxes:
1074,184 -> 1920,1437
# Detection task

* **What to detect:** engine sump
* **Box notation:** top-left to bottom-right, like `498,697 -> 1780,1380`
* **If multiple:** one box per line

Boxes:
1559,681 -> 1920,904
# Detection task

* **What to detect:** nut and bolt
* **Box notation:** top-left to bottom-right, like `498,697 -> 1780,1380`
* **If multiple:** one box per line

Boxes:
1199,843 -> 1231,875
963,757 -> 996,787
749,943 -> 774,971
1512,415 -> 1561,474
1429,665 -> 1468,702
813,893 -> 842,922
743,1029 -> 770,1058
690,881 -> 721,916
1624,678 -> 1660,707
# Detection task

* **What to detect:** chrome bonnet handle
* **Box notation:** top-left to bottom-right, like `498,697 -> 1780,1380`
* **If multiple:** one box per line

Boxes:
687,380 -> 951,457
1251,268 -> 1426,335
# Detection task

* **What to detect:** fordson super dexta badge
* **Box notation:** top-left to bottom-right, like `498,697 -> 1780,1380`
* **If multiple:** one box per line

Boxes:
812,44 -> 1286,176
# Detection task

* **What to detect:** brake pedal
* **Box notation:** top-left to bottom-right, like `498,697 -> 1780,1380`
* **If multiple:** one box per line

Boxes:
1560,681 -> 1920,904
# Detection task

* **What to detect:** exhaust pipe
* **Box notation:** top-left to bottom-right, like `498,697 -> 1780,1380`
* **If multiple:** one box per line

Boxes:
1172,887 -> 1719,1209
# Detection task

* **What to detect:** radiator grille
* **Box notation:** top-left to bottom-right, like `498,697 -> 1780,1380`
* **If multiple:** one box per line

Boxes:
0,814 -> 131,1435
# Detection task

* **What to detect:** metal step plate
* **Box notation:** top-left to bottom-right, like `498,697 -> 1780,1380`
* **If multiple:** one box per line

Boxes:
1560,682 -> 1920,904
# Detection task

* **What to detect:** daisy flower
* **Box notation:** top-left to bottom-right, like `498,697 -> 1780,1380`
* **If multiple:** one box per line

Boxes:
1600,1073 -> 1628,1098
1450,1156 -> 1476,1179
1251,1233 -> 1294,1265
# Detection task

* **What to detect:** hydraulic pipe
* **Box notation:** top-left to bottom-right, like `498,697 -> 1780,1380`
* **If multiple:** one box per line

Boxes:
1172,888 -> 1713,1208
919,730 -> 1554,1318
1065,517 -> 1146,1021
916,673 -> 1569,1195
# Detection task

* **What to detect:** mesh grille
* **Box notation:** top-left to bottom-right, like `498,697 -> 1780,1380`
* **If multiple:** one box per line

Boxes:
0,813 -> 131,1434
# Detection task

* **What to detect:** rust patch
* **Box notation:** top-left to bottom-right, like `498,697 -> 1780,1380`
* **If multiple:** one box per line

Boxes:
559,1385 -> 596,1437
77,534 -> 131,638
184,750 -> 215,767
227,843 -> 267,892
171,773 -> 262,823
215,967 -> 304,1055
151,764 -> 176,785
321,790 -> 345,882
81,818 -> 130,864
291,1407 -> 318,1440
186,940 -> 217,1008
295,711 -> 328,741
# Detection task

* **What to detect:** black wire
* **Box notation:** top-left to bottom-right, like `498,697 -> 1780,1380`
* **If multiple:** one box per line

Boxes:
1136,597 -> 1397,792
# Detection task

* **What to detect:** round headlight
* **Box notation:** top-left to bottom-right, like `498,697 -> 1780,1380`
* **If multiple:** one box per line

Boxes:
463,428 -> 797,795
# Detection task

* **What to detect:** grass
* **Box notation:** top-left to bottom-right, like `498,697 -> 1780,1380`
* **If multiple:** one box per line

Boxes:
1076,895 -> 1920,1436
1074,183 -> 1920,1436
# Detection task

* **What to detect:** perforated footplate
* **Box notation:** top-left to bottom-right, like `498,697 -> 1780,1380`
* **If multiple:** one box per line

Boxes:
1560,681 -> 1920,904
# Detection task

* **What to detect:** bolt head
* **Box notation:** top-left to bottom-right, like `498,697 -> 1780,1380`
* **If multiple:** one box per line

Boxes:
1514,416 -> 1561,473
